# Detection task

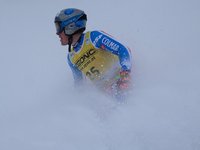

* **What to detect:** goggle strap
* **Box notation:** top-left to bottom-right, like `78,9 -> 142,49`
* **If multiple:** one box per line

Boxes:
68,35 -> 73,52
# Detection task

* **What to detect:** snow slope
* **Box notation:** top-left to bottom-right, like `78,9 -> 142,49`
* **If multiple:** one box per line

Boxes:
0,0 -> 200,149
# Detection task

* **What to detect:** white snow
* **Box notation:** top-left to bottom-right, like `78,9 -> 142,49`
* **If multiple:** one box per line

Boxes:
0,0 -> 200,150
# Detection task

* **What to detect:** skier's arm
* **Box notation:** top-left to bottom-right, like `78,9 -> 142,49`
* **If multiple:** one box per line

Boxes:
67,54 -> 84,86
90,30 -> 132,72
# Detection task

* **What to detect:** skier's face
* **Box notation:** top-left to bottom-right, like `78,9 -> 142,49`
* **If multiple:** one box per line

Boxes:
56,30 -> 69,46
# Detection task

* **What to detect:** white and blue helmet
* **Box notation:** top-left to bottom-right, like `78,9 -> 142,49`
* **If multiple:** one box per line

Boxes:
54,8 -> 87,35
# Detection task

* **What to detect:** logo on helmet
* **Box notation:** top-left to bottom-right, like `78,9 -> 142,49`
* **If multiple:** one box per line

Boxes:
75,20 -> 84,28
64,9 -> 75,15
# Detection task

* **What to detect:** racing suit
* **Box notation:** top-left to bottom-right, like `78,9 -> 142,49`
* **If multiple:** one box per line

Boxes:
67,30 -> 132,98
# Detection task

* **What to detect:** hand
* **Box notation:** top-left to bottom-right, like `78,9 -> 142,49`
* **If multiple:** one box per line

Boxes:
116,71 -> 131,93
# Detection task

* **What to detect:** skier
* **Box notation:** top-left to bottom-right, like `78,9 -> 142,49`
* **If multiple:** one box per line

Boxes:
54,8 -> 132,100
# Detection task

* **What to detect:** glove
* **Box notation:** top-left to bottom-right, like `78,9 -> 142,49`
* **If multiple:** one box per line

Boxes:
116,71 -> 131,90
115,71 -> 131,100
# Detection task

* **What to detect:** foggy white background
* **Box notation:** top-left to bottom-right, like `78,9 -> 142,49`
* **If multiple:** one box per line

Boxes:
0,0 -> 200,149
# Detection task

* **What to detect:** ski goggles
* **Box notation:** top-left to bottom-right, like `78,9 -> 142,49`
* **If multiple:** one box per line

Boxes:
55,14 -> 85,34
55,21 -> 63,34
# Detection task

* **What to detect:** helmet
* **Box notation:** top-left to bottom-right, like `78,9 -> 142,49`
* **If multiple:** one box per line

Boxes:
54,8 -> 87,35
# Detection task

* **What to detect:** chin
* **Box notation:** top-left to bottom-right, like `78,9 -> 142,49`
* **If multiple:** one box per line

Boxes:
61,42 -> 68,46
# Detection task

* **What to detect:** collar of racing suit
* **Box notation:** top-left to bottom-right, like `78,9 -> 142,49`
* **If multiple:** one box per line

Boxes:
72,34 -> 82,49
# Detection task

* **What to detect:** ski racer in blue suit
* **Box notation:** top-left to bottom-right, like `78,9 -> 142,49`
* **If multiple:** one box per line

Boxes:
54,8 -> 132,100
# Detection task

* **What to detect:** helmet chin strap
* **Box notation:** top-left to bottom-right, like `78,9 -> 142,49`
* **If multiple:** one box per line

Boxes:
68,35 -> 73,52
